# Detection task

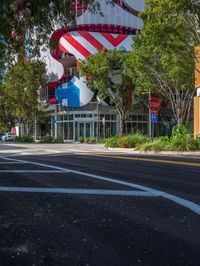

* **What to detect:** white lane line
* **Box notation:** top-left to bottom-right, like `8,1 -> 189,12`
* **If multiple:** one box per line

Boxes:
0,162 -> 28,164
0,187 -> 157,197
0,170 -> 67,173
1,156 -> 200,215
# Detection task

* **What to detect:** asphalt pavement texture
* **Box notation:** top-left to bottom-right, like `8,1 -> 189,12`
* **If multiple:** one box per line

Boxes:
0,144 -> 200,266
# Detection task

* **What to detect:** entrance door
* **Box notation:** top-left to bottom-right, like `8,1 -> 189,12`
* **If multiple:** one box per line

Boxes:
78,122 -> 92,139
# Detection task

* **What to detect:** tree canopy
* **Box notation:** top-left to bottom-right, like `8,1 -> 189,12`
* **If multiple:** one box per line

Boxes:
1,60 -> 47,133
80,49 -> 136,135
0,0 -> 106,62
127,0 -> 196,125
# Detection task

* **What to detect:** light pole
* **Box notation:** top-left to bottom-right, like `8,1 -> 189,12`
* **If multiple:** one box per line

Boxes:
141,91 -> 151,139
148,91 -> 152,139
96,97 -> 100,142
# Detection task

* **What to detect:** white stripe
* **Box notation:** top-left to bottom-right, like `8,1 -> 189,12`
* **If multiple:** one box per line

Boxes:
1,156 -> 200,215
0,170 -> 66,173
0,162 -> 27,164
117,35 -> 133,51
70,31 -> 98,56
0,187 -> 156,197
90,32 -> 114,50
60,36 -> 85,61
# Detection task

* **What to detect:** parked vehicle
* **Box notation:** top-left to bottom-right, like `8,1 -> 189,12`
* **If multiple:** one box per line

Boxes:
1,133 -> 16,142
0,133 -> 5,141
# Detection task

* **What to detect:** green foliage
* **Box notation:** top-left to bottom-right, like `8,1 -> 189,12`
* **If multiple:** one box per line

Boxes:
138,125 -> 198,152
136,137 -> 170,152
167,135 -> 196,151
104,136 -> 119,148
118,134 -> 149,148
89,137 -> 98,144
169,124 -> 196,151
14,135 -> 34,143
52,137 -> 64,143
79,137 -> 99,144
80,50 -> 136,135
0,0 -> 101,62
1,60 -> 47,131
196,138 -> 200,150
40,136 -> 54,143
172,124 -> 190,138
85,137 -> 90,143
127,0 -> 196,124
79,137 -> 84,143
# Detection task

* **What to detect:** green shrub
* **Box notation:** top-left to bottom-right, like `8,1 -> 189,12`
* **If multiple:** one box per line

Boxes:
98,138 -> 106,144
167,134 -> 196,151
172,123 -> 190,138
52,137 -> 64,143
104,136 -> 119,148
138,124 -> 197,152
85,137 -> 90,143
195,138 -> 200,150
14,135 -> 34,143
79,137 -> 84,143
89,137 -> 98,143
118,134 -> 149,148
40,136 -> 54,143
137,137 -> 169,152
169,124 -> 196,151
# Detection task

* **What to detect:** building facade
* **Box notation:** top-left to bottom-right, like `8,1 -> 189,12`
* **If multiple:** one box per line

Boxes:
41,0 -> 155,141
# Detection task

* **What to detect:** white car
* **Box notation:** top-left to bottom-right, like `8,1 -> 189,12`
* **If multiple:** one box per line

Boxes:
1,133 -> 16,142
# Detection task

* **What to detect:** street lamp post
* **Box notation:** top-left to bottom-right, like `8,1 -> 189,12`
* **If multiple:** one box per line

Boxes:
142,91 -> 151,139
148,91 -> 152,139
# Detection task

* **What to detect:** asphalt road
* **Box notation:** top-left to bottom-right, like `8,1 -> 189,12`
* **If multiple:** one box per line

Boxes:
0,146 -> 200,266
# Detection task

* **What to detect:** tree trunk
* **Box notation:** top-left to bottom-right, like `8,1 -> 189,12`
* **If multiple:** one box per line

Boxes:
119,112 -> 126,135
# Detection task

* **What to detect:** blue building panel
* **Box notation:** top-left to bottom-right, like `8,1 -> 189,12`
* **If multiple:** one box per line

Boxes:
56,81 -> 80,107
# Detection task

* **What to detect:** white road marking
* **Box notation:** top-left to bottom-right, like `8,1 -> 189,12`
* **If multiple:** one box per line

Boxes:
0,187 -> 157,197
0,170 -> 67,173
0,156 -> 200,215
0,162 -> 28,164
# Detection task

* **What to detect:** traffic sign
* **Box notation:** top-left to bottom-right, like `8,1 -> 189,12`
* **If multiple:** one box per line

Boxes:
148,97 -> 161,112
151,114 -> 157,123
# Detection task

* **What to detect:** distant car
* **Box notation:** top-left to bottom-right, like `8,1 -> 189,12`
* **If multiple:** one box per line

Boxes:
0,132 -> 5,141
1,133 -> 16,142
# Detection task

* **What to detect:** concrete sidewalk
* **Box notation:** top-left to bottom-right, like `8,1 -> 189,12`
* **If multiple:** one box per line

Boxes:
0,142 -> 200,157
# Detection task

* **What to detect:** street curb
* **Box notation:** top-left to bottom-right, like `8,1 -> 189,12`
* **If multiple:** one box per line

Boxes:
107,148 -> 200,156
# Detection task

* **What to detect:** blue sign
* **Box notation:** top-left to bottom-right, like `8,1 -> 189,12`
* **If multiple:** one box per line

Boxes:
151,114 -> 157,123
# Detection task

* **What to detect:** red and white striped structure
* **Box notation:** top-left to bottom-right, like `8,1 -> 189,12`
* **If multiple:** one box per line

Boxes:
59,31 -> 133,61
45,0 -> 144,107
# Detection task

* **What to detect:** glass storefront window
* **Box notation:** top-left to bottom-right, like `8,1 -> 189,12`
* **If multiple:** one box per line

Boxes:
132,115 -> 137,121
111,122 -> 116,136
86,114 -> 93,118
69,114 -> 73,120
57,123 -> 64,138
105,114 -> 110,120
63,122 -> 74,140
64,114 -> 69,120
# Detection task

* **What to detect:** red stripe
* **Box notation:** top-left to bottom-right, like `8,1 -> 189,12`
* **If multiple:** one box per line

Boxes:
101,33 -> 128,47
59,43 -> 69,53
78,31 -> 106,51
64,34 -> 92,58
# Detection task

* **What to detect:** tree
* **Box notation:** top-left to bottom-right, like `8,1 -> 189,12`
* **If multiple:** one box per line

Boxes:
139,0 -> 199,64
0,0 -> 105,62
2,60 -> 47,134
80,50 -> 136,135
127,1 -> 196,125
